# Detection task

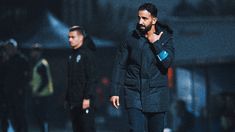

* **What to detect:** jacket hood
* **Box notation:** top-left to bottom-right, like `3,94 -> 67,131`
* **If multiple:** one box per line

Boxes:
76,35 -> 96,51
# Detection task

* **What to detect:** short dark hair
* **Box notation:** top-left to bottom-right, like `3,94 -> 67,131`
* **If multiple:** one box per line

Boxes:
69,25 -> 87,37
138,3 -> 158,17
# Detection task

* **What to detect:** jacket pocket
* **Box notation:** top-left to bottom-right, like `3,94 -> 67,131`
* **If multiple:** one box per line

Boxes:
124,79 -> 137,89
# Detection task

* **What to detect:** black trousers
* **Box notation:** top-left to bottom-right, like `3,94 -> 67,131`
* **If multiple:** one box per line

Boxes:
70,106 -> 96,132
7,100 -> 28,132
0,110 -> 8,132
127,108 -> 165,132
32,96 -> 50,132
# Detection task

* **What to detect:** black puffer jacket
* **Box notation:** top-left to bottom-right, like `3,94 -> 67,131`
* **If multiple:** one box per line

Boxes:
66,36 -> 97,107
111,24 -> 174,112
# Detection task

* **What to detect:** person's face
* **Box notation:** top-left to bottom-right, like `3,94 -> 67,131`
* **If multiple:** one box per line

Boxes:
68,31 -> 84,49
137,9 -> 157,33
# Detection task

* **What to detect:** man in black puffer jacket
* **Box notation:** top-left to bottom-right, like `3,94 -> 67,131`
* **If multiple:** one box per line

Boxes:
65,26 -> 97,132
110,3 -> 175,132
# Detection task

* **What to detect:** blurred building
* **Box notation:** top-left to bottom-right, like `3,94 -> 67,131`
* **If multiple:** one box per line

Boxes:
61,0 -> 97,26
169,17 -> 235,131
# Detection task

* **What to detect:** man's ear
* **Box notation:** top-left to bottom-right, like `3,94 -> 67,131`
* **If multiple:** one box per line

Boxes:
152,17 -> 158,25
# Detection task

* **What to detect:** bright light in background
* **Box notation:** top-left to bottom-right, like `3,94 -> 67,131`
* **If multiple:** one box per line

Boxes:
175,67 -> 206,116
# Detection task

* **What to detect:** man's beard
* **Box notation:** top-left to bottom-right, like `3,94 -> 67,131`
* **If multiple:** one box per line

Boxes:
137,23 -> 152,34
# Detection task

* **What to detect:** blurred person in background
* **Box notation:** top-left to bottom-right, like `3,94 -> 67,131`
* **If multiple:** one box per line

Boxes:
194,107 -> 209,132
220,93 -> 235,132
3,38 -> 30,132
110,3 -> 174,132
174,99 -> 195,132
29,43 -> 54,132
65,26 -> 97,132
0,42 -> 9,132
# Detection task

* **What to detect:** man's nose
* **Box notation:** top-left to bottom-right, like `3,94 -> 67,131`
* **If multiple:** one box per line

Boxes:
139,18 -> 143,25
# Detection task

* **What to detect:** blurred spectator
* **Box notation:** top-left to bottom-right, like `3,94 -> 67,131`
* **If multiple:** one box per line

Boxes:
3,38 -> 30,132
174,99 -> 195,132
220,93 -> 235,132
0,42 -> 9,132
29,43 -> 54,132
194,107 -> 209,132
207,94 -> 223,132
221,112 -> 235,132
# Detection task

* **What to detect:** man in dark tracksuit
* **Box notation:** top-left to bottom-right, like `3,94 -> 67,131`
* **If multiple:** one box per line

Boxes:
110,3 -> 174,132
65,26 -> 97,132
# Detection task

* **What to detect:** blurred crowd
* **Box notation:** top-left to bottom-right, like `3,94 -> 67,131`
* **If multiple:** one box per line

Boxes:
0,39 -> 53,132
0,38 -> 29,132
170,94 -> 235,132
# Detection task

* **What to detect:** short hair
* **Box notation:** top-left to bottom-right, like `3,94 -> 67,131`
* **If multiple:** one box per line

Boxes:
69,25 -> 87,37
138,3 -> 158,17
